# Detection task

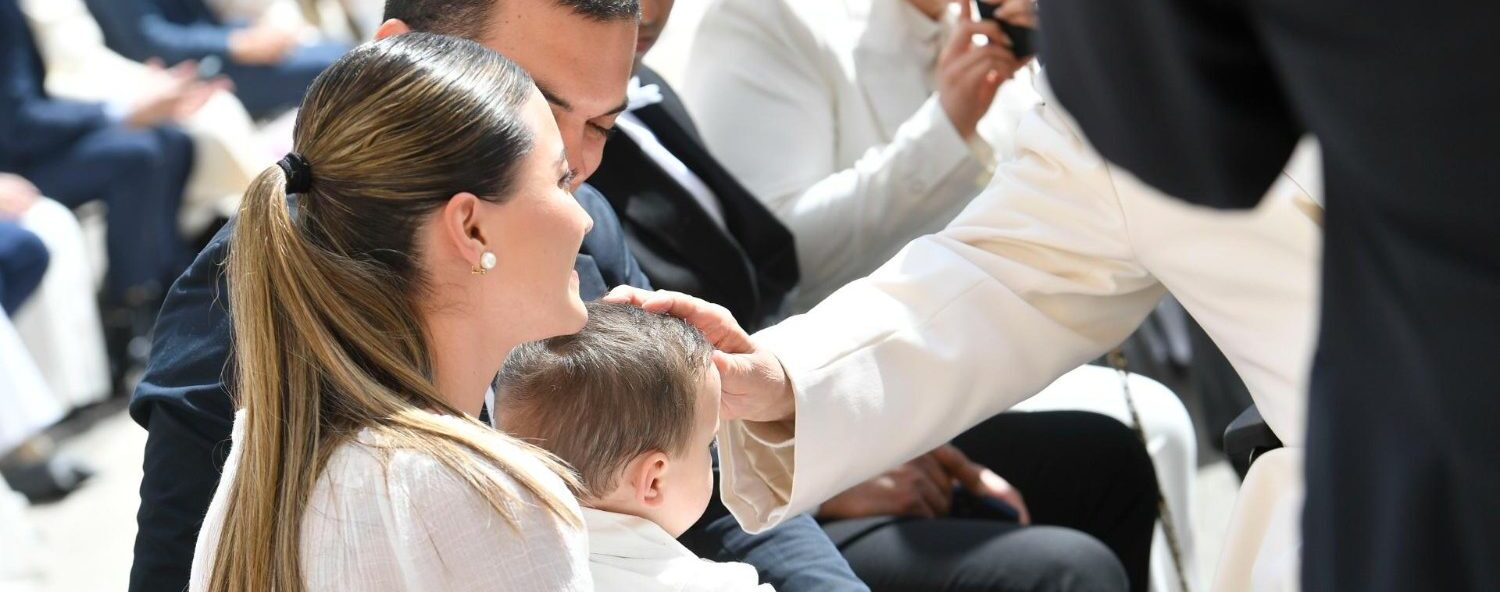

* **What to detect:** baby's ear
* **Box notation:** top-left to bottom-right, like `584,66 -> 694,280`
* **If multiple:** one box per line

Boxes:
624,450 -> 672,507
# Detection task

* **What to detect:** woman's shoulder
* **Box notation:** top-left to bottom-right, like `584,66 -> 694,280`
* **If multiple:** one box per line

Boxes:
320,418 -> 577,513
302,421 -> 590,590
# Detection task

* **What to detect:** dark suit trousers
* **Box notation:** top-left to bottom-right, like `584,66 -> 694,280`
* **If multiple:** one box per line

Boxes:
23,124 -> 191,301
0,221 -> 49,313
820,411 -> 1158,592
220,41 -> 347,119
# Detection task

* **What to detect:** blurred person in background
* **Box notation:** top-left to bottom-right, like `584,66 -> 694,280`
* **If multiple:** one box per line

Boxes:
84,0 -> 351,119
19,0 -> 270,246
205,0 -> 364,44
2,171 -> 111,412
684,2 -> 1199,589
0,0 -> 200,389
0,216 -> 91,503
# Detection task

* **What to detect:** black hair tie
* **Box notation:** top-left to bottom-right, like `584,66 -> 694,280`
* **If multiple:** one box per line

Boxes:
277,153 -> 313,194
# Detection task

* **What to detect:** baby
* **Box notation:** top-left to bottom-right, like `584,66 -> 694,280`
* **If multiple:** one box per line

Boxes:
496,302 -> 773,592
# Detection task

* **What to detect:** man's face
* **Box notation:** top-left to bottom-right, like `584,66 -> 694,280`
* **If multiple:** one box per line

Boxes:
483,0 -> 638,189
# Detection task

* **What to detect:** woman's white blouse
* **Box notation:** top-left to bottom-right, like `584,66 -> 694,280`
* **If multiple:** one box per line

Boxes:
189,412 -> 591,591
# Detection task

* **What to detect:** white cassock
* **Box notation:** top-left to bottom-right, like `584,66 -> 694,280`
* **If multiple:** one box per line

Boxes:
713,74 -> 1321,592
683,1 -> 1214,588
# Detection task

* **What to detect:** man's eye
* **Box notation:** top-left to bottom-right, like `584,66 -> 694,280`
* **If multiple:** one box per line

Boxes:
590,123 -> 618,138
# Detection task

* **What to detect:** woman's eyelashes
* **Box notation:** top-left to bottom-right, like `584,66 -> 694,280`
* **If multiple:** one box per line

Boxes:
558,169 -> 577,189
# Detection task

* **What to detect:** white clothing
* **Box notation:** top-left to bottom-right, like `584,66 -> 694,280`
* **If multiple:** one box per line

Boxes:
191,411 -> 592,591
685,1 -> 1200,586
13,199 -> 111,409
715,73 -> 1320,586
21,0 -> 274,235
683,0 -> 1042,310
0,314 -> 63,456
583,507 -> 772,592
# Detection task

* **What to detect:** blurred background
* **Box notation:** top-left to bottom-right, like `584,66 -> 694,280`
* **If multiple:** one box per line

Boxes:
2,0 -> 1253,590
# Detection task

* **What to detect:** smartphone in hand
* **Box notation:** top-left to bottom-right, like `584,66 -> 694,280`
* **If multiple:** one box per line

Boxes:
975,1 -> 1037,58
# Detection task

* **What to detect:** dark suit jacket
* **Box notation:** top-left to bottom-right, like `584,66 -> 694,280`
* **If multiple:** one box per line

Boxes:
84,0 -> 235,65
0,0 -> 111,172
126,184 -> 648,591
587,67 -> 798,332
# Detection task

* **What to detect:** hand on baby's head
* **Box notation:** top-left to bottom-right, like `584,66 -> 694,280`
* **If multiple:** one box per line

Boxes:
495,302 -> 720,537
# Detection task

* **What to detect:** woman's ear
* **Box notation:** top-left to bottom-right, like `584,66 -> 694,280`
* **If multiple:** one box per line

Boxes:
373,19 -> 410,41
438,192 -> 487,267
626,450 -> 671,508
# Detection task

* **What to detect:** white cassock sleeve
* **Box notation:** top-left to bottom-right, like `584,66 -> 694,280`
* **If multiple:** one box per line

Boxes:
716,101 -> 1169,532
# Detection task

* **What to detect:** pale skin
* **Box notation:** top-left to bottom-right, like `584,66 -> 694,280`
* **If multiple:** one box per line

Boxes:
0,173 -> 40,219
376,0 -> 637,190
589,366 -> 723,537
416,91 -> 594,416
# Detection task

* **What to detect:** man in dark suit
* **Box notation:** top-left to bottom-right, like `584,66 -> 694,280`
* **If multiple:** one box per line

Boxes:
588,60 -> 799,332
0,0 -> 195,344
1040,1 -> 1500,590
84,0 -> 350,119
129,1 -> 868,591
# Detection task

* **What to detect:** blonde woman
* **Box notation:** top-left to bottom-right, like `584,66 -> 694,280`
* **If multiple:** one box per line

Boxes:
189,33 -> 596,591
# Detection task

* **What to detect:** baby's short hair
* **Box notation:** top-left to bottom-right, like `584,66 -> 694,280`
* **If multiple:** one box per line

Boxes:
496,302 -> 713,499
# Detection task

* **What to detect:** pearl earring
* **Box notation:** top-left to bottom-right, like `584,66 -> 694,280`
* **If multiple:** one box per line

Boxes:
472,251 -> 497,275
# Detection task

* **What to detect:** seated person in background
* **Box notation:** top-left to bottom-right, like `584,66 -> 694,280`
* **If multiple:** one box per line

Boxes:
83,0 -> 350,119
1,173 -> 111,409
0,220 -> 91,503
497,302 -> 771,592
205,0 -> 364,44
20,0 -> 276,237
0,220 -> 47,315
0,0 -> 198,383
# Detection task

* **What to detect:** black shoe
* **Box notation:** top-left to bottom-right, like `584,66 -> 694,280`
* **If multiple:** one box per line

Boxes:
0,457 -> 95,504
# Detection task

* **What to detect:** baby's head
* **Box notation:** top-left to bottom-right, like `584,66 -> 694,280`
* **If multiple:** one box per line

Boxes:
496,302 -> 719,537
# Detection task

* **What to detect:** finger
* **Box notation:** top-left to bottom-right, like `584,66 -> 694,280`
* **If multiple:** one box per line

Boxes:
1010,491 -> 1031,525
912,474 -> 950,516
952,44 -> 1013,83
953,18 -> 1006,48
942,5 -> 982,59
963,51 -> 1019,88
913,454 -> 955,494
602,284 -> 654,306
640,291 -> 753,352
930,444 -> 981,485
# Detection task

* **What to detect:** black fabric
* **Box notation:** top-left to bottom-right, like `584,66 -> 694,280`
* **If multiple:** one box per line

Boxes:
823,411 -> 1158,592
1041,1 -> 1500,589
127,186 -> 649,591
587,67 -> 799,332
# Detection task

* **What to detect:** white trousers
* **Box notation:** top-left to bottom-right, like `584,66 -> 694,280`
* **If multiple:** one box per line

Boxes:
14,199 -> 111,409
